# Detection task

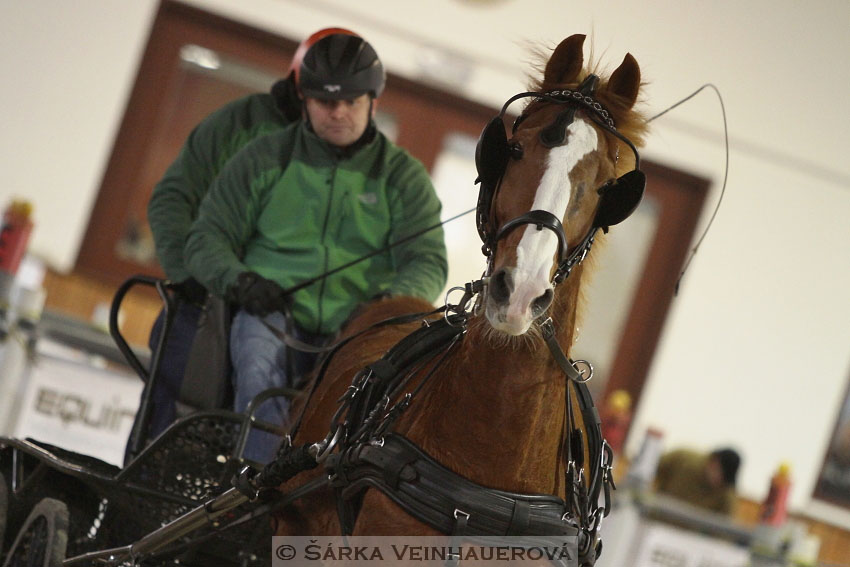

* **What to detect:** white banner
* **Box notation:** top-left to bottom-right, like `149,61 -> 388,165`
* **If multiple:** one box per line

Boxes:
11,348 -> 142,466
632,522 -> 751,567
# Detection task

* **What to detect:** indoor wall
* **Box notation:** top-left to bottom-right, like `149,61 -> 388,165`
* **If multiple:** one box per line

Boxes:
2,0 -> 849,528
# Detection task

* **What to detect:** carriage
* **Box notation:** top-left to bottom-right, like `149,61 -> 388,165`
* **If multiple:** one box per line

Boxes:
0,274 -> 299,566
1,34 -> 647,566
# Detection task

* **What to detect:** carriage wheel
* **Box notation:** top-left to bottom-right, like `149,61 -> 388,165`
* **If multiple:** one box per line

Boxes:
1,498 -> 68,567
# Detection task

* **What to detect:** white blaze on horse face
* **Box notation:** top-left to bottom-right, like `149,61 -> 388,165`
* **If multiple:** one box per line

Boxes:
504,121 -> 599,329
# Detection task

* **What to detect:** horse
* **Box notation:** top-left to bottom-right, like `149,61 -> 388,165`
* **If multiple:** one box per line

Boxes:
270,34 -> 648,565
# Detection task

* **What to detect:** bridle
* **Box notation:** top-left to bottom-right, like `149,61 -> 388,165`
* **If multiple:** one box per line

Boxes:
474,74 -> 646,287
464,75 -> 647,560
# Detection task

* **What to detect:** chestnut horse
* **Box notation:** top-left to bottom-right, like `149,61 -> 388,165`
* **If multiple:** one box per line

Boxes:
273,34 -> 648,565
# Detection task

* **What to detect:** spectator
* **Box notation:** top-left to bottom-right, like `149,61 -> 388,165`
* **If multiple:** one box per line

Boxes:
654,447 -> 741,515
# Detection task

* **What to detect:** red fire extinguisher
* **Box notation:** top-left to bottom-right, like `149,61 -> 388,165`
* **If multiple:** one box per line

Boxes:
0,200 -> 34,277
760,462 -> 792,526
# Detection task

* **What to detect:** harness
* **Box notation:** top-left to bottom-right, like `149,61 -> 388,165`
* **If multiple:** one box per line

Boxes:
284,293 -> 615,565
328,434 -> 578,538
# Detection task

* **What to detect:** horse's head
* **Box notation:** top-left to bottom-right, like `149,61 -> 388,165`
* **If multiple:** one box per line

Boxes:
475,34 -> 648,336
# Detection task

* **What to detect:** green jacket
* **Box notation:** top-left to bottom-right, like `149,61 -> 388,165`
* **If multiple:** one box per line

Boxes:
185,121 -> 448,335
148,91 -> 296,283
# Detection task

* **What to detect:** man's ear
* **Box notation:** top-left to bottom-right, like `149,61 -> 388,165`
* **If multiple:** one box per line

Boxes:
371,97 -> 379,118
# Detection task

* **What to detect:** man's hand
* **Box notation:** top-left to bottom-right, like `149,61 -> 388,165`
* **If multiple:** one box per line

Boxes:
228,272 -> 291,317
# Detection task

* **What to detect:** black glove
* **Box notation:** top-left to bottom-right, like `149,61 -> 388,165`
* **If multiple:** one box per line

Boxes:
228,272 -> 291,317
173,277 -> 207,306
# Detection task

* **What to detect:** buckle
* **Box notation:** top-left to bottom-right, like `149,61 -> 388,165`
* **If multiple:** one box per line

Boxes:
311,426 -> 343,463
569,359 -> 594,383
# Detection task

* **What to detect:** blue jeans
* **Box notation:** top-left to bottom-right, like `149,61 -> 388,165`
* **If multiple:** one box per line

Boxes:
230,310 -> 325,463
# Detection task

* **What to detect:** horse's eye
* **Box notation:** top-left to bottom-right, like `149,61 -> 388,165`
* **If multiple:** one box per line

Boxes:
509,141 -> 524,160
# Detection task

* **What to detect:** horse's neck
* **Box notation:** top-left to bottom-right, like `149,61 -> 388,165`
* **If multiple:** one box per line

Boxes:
400,277 -> 582,495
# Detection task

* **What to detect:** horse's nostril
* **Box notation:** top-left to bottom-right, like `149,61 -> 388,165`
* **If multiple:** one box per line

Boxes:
489,268 -> 513,304
531,288 -> 554,317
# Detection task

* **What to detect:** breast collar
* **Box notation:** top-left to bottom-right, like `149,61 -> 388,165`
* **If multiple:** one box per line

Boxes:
313,314 -> 615,565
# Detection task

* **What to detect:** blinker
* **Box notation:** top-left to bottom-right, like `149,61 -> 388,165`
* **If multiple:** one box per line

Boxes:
474,116 -> 509,191
593,169 -> 646,230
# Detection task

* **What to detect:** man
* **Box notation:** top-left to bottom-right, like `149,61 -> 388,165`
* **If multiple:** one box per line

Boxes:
136,29 -> 352,448
184,32 -> 448,462
654,447 -> 742,515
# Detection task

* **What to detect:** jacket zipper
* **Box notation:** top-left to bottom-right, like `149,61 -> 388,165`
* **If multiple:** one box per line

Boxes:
316,166 -> 337,335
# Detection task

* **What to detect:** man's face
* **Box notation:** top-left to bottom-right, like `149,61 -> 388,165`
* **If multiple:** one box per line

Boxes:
706,457 -> 724,488
304,94 -> 373,147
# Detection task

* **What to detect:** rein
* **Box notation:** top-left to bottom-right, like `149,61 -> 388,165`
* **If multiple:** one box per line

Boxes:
277,207 -> 475,298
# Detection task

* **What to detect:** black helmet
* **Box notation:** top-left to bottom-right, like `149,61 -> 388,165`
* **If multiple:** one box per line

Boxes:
298,34 -> 385,100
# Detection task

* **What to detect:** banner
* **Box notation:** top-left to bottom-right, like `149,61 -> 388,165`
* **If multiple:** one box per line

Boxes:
632,522 -> 750,567
11,348 -> 142,466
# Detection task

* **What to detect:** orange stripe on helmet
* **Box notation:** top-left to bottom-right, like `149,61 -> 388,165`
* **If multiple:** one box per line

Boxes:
290,27 -> 359,87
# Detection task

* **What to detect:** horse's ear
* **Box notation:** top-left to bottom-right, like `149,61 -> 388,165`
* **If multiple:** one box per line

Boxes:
606,53 -> 641,108
544,34 -> 585,86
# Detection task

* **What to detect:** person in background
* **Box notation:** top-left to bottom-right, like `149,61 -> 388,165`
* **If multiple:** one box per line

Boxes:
184,32 -> 448,462
654,447 -> 741,515
133,29 -> 351,449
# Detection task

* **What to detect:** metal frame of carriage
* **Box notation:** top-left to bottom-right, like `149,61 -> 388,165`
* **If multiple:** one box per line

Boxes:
0,275 -> 296,567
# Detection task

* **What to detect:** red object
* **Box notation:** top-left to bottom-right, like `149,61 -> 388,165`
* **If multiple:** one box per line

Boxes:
760,467 -> 791,526
0,201 -> 34,275
600,390 -> 633,455
290,27 -> 358,83
601,410 -> 632,454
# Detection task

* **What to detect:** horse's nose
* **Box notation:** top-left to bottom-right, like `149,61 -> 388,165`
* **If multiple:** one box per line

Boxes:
489,267 -> 514,305
531,288 -> 554,318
